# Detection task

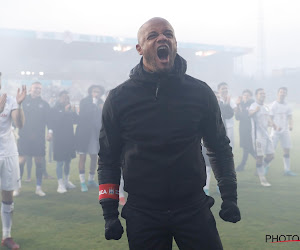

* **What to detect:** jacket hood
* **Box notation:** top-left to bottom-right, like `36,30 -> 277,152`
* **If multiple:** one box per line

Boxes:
129,53 -> 187,83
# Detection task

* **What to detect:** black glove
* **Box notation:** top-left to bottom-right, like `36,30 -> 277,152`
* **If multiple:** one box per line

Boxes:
218,183 -> 241,223
105,218 -> 124,240
100,199 -> 124,240
219,200 -> 241,223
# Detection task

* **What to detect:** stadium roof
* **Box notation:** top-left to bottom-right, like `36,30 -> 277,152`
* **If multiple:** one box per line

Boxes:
0,28 -> 251,56
0,28 -> 252,85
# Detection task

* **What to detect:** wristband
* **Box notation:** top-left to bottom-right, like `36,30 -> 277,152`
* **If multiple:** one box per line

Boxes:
99,184 -> 119,201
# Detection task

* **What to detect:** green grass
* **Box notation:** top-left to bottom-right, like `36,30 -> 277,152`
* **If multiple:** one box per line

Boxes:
2,110 -> 300,250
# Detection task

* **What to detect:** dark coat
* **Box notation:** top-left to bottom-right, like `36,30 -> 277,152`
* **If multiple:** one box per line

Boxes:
18,95 -> 50,156
75,96 -> 102,152
49,103 -> 78,161
18,95 -> 50,142
235,99 -> 254,150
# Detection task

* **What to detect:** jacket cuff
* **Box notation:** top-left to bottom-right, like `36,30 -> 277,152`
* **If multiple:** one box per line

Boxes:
219,183 -> 237,203
100,199 -> 119,220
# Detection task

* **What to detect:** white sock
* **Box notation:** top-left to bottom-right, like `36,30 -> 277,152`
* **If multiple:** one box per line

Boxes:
283,157 -> 290,172
79,174 -> 85,184
58,179 -> 64,186
204,166 -> 211,190
257,166 -> 265,176
64,175 -> 70,183
119,175 -> 125,198
36,185 -> 42,190
88,173 -> 95,182
1,202 -> 14,239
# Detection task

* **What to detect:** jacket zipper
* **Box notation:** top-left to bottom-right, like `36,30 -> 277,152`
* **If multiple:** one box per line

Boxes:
155,80 -> 161,100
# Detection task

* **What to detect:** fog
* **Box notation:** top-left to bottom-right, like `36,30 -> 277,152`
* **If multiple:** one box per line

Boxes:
1,0 -> 300,248
1,0 -> 300,75
1,0 -> 300,101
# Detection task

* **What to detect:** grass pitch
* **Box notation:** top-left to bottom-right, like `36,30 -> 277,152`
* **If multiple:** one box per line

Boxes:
3,110 -> 300,250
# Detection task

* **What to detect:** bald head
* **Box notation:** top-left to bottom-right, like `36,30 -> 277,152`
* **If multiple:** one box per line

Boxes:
137,17 -> 175,45
136,17 -> 177,73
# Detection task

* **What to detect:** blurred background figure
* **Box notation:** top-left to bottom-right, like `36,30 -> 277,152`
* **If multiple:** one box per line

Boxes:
22,87 -> 54,183
16,82 -> 51,197
235,89 -> 255,171
47,94 -> 56,164
249,88 -> 275,187
207,90 -> 234,195
218,82 -> 236,148
48,90 -> 78,193
270,87 -> 296,176
0,72 -> 26,249
75,85 -> 104,192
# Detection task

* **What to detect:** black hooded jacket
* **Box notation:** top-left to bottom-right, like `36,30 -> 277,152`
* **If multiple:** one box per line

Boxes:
98,54 -> 236,210
18,95 -> 50,144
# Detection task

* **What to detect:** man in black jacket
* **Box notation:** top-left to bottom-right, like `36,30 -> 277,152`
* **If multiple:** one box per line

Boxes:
98,17 -> 240,250
17,82 -> 51,197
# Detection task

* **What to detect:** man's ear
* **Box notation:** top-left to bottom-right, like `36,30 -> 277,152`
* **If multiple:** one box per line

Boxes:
136,44 -> 143,55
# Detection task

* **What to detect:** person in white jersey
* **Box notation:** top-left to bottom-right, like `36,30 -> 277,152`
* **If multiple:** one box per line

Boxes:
270,87 -> 296,176
218,82 -> 236,148
0,72 -> 26,249
249,88 -> 276,187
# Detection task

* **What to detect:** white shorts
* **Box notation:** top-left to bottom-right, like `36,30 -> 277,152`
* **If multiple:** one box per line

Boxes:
271,130 -> 291,149
254,137 -> 274,157
0,156 -> 21,191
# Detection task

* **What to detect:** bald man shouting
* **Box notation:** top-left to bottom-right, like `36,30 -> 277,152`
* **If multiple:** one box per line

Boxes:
98,17 -> 240,250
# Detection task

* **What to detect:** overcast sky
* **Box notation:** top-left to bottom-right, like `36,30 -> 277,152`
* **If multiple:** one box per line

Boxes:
1,0 -> 300,75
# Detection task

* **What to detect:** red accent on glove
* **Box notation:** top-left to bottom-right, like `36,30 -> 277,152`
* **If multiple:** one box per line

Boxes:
99,184 -> 120,201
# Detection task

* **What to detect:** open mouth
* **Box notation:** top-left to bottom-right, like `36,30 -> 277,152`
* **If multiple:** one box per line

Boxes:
157,45 -> 169,61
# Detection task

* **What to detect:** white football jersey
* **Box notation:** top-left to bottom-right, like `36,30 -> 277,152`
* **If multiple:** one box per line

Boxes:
249,102 -> 271,140
0,95 -> 18,157
270,101 -> 292,133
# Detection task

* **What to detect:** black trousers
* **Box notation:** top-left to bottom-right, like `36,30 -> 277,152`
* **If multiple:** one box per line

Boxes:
237,147 -> 256,170
121,199 -> 223,250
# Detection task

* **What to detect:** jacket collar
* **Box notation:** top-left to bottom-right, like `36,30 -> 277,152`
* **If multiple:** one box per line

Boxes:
129,53 -> 187,84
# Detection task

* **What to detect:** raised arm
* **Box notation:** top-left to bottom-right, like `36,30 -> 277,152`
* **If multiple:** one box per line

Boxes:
11,85 -> 26,128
